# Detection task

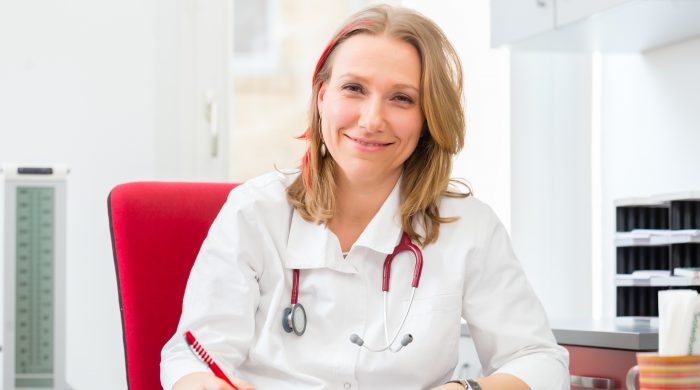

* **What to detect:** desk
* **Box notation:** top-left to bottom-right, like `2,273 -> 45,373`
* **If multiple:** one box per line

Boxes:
551,317 -> 658,390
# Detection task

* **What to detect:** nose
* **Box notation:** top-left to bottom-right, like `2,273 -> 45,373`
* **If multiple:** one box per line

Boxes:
358,96 -> 385,133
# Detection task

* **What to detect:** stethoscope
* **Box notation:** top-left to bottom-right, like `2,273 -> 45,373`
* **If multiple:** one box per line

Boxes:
282,231 -> 423,353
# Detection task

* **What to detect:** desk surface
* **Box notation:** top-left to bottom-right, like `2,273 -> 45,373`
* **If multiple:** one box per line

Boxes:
461,317 -> 659,351
550,317 -> 658,350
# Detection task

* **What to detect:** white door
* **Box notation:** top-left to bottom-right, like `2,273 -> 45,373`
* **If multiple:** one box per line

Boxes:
155,0 -> 231,181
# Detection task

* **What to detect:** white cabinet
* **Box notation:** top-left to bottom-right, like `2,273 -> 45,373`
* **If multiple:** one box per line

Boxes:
491,0 -> 700,51
490,0 -> 554,48
452,333 -> 482,380
556,0 -> 631,26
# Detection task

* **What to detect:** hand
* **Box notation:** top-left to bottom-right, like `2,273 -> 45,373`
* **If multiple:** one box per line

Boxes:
429,384 -> 465,390
433,374 -> 530,390
172,372 -> 255,390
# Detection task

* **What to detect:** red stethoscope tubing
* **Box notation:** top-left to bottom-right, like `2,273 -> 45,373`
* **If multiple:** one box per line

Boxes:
289,231 -> 423,304
382,231 -> 423,291
291,268 -> 300,304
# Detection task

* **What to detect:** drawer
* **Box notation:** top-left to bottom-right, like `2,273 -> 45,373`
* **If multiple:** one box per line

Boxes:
563,344 -> 641,389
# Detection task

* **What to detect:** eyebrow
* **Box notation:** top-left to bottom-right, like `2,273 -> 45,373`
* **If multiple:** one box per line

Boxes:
338,73 -> 420,94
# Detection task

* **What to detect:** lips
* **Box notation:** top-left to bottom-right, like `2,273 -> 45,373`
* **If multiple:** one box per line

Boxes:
345,135 -> 393,147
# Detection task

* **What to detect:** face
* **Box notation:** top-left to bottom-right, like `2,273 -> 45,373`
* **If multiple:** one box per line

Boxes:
317,33 -> 424,187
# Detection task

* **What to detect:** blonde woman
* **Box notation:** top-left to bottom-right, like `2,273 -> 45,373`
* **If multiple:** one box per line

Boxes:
162,5 -> 569,390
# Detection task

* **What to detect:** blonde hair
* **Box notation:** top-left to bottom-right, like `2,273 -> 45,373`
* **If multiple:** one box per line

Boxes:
287,4 -> 469,246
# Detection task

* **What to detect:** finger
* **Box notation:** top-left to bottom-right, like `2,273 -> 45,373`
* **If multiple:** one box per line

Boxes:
203,375 -> 255,390
230,376 -> 255,390
203,375 -> 238,390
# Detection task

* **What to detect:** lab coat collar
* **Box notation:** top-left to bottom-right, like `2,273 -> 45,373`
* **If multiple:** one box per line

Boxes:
284,178 -> 403,271
286,210 -> 359,273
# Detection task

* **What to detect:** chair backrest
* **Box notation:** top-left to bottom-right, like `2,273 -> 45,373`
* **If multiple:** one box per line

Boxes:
108,181 -> 238,390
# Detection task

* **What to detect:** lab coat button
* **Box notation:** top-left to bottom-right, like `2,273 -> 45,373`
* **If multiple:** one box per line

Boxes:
343,382 -> 351,389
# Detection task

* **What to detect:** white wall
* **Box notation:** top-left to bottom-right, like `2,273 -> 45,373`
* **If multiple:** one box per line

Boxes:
0,1 -> 158,388
600,36 -> 700,316
509,51 -> 594,319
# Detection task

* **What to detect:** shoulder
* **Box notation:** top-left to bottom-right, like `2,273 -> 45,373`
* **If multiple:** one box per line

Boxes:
440,193 -> 498,226
436,192 -> 506,247
223,170 -> 297,217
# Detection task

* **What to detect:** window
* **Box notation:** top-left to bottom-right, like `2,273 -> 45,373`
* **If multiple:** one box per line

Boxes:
232,0 -> 278,73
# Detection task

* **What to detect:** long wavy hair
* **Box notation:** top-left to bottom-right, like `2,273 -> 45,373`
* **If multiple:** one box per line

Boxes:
287,5 -> 469,246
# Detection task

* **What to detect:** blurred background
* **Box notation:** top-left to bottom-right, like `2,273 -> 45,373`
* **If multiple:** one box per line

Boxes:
1,0 -> 699,388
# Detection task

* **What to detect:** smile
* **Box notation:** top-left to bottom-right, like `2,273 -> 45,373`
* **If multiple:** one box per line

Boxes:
346,135 -> 393,150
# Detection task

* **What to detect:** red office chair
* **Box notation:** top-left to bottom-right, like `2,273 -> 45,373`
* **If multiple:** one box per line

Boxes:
108,181 -> 239,390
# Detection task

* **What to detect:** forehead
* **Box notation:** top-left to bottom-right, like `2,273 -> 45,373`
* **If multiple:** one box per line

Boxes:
328,33 -> 421,87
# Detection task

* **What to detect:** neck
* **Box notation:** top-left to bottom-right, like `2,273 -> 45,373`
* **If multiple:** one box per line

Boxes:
329,169 -> 401,252
335,170 -> 400,223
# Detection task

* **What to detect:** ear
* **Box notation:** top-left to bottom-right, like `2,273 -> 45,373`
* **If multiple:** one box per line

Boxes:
317,81 -> 327,113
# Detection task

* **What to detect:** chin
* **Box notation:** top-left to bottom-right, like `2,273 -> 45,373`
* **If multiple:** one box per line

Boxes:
340,165 -> 401,185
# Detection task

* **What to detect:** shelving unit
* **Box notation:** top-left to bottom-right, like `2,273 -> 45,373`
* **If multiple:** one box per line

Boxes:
614,192 -> 700,317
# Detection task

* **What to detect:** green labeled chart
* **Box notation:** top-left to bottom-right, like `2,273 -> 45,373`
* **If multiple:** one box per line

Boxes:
15,187 -> 54,388
2,164 -> 68,390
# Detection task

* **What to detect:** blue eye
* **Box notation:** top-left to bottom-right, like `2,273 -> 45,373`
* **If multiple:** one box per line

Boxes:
342,84 -> 363,93
394,94 -> 414,104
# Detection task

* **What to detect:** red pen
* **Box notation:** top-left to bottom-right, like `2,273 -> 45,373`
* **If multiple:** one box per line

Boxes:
184,330 -> 239,390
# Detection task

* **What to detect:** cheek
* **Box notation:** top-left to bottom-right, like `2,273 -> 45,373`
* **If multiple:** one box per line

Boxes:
322,106 -> 352,146
326,102 -> 358,133
393,111 -> 424,146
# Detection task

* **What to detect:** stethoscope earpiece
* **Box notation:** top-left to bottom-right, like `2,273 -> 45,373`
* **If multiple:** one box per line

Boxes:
349,333 -> 364,346
388,333 -> 413,353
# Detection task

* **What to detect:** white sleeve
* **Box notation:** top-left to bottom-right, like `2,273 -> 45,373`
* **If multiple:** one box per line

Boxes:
160,188 -> 264,390
462,206 -> 570,390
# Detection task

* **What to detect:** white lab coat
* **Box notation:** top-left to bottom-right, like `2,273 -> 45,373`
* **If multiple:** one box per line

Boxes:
161,171 -> 570,390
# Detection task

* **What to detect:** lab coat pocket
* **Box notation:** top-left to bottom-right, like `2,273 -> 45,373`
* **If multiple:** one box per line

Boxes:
401,293 -> 462,340
398,293 -> 462,379
403,292 -> 462,317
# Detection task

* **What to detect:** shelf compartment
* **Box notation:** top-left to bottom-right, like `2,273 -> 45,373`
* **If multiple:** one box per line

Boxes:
671,200 -> 700,230
616,206 -> 668,232
616,246 -> 669,274
671,243 -> 700,270
616,286 -> 700,317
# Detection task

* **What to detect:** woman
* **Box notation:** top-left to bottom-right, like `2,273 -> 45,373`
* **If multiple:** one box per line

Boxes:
162,5 -> 569,390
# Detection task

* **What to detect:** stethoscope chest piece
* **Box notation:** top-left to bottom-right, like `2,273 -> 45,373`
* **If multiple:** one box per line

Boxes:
282,303 -> 307,336
283,269 -> 306,336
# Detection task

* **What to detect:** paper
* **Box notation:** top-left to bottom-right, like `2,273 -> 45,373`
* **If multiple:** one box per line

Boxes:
658,290 -> 700,355
631,270 -> 671,278
630,229 -> 700,237
675,267 -> 700,278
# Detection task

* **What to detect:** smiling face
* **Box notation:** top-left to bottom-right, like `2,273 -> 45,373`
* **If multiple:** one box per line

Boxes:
317,33 -> 424,188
